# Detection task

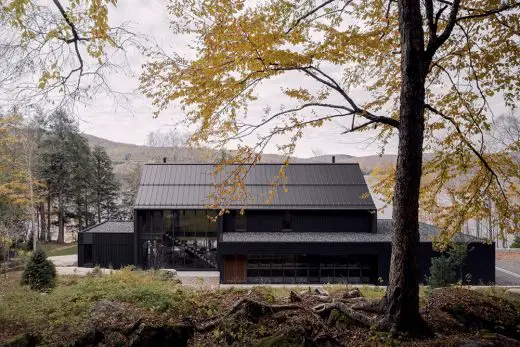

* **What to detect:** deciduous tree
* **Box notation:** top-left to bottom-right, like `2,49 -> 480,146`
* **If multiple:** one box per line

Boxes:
0,0 -> 140,110
141,0 -> 520,334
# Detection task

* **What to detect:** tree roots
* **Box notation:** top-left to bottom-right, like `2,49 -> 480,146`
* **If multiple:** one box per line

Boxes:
195,287 -> 384,334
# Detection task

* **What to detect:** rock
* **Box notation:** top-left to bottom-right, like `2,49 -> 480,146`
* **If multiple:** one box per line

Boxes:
73,300 -> 193,347
505,288 -> 520,296
314,287 -> 330,297
1,333 -> 39,347
289,291 -> 302,303
342,288 -> 362,299
129,323 -> 193,347
155,269 -> 181,283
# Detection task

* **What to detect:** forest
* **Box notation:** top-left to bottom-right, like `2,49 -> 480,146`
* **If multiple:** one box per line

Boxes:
0,109 -> 122,254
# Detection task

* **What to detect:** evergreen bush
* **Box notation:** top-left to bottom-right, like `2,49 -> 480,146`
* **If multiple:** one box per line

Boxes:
20,249 -> 56,291
511,235 -> 520,248
427,243 -> 468,289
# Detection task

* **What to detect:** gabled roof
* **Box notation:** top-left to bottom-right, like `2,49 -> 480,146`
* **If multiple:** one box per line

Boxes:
134,163 -> 376,210
79,221 -> 133,233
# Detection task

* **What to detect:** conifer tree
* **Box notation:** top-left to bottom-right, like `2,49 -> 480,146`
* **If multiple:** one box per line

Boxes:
91,145 -> 120,224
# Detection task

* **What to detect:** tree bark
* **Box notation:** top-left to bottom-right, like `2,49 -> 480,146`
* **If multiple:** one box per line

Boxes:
57,193 -> 65,244
46,191 -> 51,242
382,0 -> 427,335
39,202 -> 45,241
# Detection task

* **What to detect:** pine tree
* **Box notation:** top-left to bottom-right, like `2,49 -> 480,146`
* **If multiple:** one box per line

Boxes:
91,146 -> 120,224
38,110 -> 89,243
20,248 -> 56,291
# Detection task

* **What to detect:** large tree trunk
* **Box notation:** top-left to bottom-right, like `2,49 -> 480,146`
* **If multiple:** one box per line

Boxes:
382,0 -> 427,335
57,193 -> 65,244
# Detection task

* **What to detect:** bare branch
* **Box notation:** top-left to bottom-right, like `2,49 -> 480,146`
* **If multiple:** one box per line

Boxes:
456,2 -> 520,22
342,120 -> 377,134
424,104 -> 508,202
285,0 -> 334,34
52,0 -> 84,75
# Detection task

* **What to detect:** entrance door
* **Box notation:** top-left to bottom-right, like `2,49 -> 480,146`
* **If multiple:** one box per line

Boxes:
223,255 -> 246,283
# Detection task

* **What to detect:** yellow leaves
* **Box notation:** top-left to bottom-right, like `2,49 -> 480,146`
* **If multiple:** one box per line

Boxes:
143,0 -> 520,243
283,88 -> 312,101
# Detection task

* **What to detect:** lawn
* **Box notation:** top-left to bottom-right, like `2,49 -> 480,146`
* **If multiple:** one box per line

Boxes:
40,243 -> 77,257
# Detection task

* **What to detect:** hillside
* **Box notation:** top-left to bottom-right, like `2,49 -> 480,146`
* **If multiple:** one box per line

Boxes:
82,133 -> 398,175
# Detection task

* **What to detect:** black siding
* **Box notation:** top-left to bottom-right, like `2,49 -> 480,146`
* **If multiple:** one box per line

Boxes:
78,232 -> 133,269
219,241 -> 495,285
223,210 -> 376,233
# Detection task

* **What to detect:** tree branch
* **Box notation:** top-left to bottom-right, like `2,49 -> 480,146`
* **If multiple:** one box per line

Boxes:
52,0 -> 84,78
424,0 -> 460,67
285,0 -> 335,34
342,120 -> 377,134
424,104 -> 508,201
456,2 -> 520,22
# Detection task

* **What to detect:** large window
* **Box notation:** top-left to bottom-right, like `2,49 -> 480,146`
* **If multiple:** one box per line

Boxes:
139,209 -> 218,270
246,254 -> 376,284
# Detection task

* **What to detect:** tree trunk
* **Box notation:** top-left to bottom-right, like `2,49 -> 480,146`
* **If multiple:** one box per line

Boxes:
39,202 -> 46,241
382,0 -> 427,335
57,194 -> 65,244
46,192 -> 51,242
97,200 -> 101,224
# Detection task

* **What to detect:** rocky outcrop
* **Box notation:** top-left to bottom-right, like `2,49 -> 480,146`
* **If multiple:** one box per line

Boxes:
73,300 -> 193,347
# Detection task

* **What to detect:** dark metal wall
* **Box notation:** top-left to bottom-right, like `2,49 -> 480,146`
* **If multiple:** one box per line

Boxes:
78,232 -> 134,269
219,241 -> 495,285
222,209 -> 376,233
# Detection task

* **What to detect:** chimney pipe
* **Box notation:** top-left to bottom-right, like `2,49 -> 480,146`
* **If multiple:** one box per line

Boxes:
163,157 -> 166,163
332,155 -> 335,164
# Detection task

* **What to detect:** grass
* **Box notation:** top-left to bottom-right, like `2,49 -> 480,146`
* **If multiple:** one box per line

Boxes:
0,268 -> 204,344
39,243 -> 77,257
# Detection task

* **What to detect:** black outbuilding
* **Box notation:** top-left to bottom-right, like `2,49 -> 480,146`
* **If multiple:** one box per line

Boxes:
78,221 -> 134,268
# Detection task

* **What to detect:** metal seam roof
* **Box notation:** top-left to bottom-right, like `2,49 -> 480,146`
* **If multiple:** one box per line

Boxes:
135,163 -> 377,209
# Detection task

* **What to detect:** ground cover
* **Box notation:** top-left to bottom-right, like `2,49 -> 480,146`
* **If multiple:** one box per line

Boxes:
1,269 -> 519,346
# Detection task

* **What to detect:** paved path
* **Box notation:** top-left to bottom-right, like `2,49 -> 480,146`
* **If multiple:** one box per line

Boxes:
48,255 -> 77,267
496,251 -> 520,286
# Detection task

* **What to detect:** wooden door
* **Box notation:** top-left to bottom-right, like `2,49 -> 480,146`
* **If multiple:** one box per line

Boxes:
223,255 -> 247,283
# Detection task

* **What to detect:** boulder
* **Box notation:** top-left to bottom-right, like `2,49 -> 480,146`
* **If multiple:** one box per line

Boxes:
73,300 -> 193,347
505,288 -> 520,296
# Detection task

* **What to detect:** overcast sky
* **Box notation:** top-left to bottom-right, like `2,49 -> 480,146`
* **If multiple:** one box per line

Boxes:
76,0 -> 509,158
73,0 -> 398,158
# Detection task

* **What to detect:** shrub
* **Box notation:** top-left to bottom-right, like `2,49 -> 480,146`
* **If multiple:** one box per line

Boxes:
428,255 -> 456,288
427,243 -> 468,289
20,248 -> 56,291
511,235 -> 520,248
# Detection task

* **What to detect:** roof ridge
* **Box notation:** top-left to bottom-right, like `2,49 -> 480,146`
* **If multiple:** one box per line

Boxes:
143,162 -> 362,165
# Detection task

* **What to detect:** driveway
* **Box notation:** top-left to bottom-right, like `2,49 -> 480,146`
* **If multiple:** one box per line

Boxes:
496,251 -> 520,286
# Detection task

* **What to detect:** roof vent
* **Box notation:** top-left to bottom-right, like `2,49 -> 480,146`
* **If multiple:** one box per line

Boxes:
332,155 -> 335,164
163,157 -> 166,163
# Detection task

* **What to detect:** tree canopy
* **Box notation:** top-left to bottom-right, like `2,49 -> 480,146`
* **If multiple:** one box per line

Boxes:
141,0 -> 519,243
140,0 -> 520,333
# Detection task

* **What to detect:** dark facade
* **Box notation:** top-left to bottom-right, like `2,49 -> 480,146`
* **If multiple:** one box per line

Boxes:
78,221 -> 134,268
78,163 -> 496,285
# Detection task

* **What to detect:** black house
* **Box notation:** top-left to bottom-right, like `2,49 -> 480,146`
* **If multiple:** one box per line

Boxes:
78,163 -> 495,285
